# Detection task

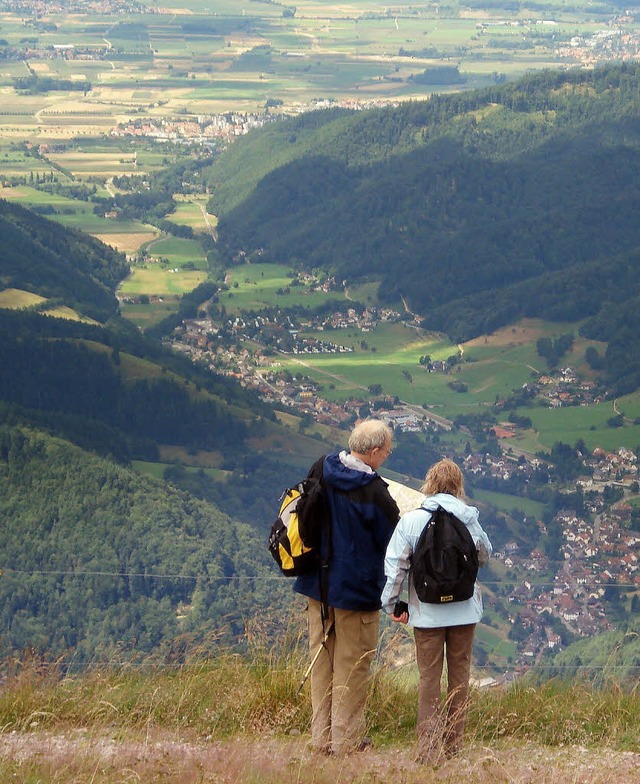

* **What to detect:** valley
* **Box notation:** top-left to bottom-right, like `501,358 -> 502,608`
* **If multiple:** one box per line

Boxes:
0,1 -> 639,677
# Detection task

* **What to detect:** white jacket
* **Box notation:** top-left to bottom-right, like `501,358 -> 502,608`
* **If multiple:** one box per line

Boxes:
381,492 -> 492,628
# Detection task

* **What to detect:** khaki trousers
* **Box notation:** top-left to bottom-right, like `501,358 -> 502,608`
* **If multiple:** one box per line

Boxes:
307,598 -> 379,755
414,623 -> 476,761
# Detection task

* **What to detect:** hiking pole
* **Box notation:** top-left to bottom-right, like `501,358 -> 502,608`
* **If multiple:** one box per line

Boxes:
297,620 -> 334,695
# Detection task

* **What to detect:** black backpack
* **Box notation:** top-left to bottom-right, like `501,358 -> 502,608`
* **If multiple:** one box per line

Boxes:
411,505 -> 479,604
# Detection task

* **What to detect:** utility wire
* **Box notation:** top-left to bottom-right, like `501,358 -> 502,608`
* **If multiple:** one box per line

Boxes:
0,566 -> 635,589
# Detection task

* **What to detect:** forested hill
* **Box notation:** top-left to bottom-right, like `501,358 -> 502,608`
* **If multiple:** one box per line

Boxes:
0,426 -> 288,661
0,203 -> 304,662
0,200 -> 286,467
206,64 -> 640,389
0,199 -> 128,321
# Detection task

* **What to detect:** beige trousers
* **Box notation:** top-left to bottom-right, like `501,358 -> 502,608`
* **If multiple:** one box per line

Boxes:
307,597 -> 379,755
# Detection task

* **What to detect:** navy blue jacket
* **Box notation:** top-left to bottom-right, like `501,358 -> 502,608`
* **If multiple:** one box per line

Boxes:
294,452 -> 400,611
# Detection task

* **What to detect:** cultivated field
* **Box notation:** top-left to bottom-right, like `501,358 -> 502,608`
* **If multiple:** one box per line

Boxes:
0,0 -> 634,147
119,267 -> 207,297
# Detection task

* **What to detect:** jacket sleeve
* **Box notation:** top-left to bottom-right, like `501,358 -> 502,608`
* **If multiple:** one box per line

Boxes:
466,508 -> 492,564
380,519 -> 412,615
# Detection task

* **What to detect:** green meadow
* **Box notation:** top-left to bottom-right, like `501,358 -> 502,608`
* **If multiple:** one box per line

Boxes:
132,460 -> 229,481
118,298 -> 181,329
218,262 -> 349,312
472,488 -> 547,519
171,197 -> 213,232
515,400 -> 640,454
146,236 -> 207,268
119,267 -> 206,297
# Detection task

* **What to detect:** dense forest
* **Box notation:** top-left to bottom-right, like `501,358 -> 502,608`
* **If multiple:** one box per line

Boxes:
206,64 -> 640,390
0,426 -> 289,661
0,304 -> 272,465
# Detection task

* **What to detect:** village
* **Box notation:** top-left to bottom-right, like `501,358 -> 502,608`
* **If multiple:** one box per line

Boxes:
167,302 -> 431,430
167,302 -> 639,672
488,492 -> 639,671
111,112 -> 280,146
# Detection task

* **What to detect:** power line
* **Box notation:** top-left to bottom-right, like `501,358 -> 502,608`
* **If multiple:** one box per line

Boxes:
0,567 -> 636,590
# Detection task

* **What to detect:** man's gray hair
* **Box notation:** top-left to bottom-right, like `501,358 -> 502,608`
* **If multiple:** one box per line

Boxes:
348,419 -> 392,454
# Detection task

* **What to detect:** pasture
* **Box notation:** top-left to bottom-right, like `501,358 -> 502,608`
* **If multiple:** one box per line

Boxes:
0,288 -> 46,309
0,288 -> 100,324
146,236 -> 207,268
171,196 -> 214,232
472,487 -> 547,519
118,298 -> 181,329
119,267 -> 207,297
218,262 -> 349,312
514,399 -> 640,454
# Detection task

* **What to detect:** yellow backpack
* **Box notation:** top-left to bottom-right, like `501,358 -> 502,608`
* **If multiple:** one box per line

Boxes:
267,477 -> 327,576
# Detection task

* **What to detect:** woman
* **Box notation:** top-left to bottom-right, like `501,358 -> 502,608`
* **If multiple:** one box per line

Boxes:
381,458 -> 492,764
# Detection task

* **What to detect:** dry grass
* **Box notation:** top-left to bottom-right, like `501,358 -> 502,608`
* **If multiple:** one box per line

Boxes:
93,231 -> 158,253
0,644 -> 637,783
0,288 -> 47,309
0,731 -> 637,783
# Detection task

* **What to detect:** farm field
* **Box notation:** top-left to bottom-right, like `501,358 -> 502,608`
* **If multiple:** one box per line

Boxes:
219,263 -> 349,312
0,0 -> 636,149
472,488 -> 547,519
118,297 -> 181,328
145,236 -> 208,268
172,196 -> 215,232
119,267 -> 206,297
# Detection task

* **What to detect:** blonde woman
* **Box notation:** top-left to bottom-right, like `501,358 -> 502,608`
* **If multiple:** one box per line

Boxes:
381,458 -> 492,764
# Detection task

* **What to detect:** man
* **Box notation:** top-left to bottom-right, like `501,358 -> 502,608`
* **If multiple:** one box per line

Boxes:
294,419 -> 400,755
